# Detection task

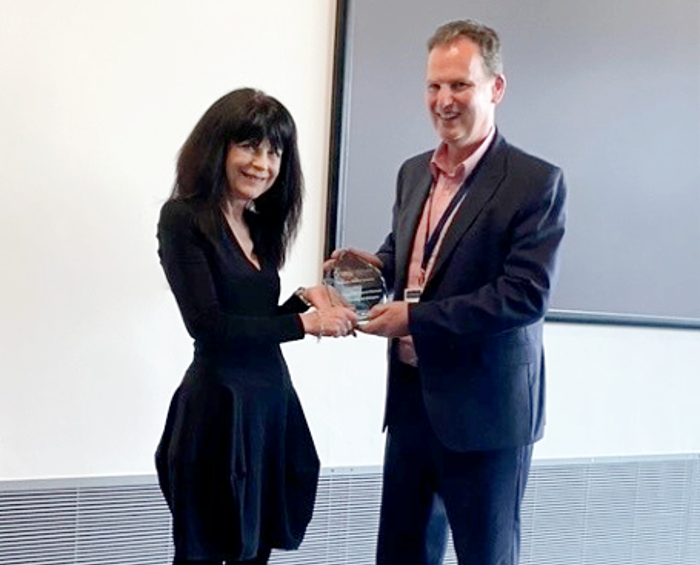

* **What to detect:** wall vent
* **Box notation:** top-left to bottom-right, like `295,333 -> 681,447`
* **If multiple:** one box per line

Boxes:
1,455 -> 698,564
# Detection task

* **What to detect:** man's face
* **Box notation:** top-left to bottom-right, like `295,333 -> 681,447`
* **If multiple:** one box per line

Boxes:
425,37 -> 505,153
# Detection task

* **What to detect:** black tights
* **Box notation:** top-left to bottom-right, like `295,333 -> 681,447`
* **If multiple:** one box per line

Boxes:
174,548 -> 271,565
237,548 -> 271,564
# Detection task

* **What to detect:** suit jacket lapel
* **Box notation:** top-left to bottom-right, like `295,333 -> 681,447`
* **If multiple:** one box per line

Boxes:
424,135 -> 508,293
395,165 -> 432,293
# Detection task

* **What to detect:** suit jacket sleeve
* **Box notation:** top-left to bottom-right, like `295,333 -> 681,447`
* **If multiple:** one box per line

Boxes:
376,154 -> 423,292
376,218 -> 397,291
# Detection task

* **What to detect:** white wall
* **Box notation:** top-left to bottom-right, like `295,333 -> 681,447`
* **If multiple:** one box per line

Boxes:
1,0 -> 699,481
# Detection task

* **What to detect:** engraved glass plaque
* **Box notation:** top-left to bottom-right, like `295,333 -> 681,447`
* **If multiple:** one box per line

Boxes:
325,251 -> 388,321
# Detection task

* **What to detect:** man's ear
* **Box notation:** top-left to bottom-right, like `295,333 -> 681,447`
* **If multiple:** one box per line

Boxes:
492,74 -> 506,104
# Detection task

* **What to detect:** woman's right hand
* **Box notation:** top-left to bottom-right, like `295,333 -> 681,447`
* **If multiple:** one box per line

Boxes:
301,306 -> 358,338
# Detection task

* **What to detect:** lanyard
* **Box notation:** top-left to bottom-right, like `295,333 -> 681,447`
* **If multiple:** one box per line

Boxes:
417,133 -> 496,286
420,178 -> 470,281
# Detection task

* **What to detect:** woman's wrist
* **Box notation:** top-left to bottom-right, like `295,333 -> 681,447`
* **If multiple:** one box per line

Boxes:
294,287 -> 312,310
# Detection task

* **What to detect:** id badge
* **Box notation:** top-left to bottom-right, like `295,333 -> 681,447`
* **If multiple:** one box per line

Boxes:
404,288 -> 422,303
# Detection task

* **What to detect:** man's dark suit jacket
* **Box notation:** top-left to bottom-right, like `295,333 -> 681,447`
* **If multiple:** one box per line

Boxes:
376,132 -> 567,453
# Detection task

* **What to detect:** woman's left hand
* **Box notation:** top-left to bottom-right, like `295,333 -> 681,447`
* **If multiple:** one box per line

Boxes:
303,284 -> 348,310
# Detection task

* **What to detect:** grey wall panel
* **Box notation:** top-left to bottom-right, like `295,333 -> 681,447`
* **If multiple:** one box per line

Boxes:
329,0 -> 700,326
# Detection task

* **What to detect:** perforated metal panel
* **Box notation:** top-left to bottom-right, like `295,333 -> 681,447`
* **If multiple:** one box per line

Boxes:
272,468 -> 383,564
521,456 -> 700,565
0,477 -> 172,564
1,456 -> 699,565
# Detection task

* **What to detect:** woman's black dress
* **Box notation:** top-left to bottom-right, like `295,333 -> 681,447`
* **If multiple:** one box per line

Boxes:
155,200 -> 319,562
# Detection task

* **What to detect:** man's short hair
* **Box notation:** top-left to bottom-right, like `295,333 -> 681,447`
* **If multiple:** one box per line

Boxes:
428,19 -> 503,76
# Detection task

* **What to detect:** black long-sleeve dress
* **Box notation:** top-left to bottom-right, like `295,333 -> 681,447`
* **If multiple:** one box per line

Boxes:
155,199 -> 319,562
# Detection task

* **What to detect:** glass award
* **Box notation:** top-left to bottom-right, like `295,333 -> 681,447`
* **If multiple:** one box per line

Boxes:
325,250 -> 388,321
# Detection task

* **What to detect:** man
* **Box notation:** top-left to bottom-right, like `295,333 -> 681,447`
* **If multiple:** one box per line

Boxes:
344,19 -> 566,565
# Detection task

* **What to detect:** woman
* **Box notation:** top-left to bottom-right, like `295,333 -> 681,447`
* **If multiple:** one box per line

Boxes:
155,88 -> 356,565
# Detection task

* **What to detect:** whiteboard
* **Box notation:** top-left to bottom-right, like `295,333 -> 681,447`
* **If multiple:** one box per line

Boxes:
327,0 -> 700,328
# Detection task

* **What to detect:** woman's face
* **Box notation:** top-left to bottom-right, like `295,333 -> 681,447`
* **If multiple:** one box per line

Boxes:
225,138 -> 282,202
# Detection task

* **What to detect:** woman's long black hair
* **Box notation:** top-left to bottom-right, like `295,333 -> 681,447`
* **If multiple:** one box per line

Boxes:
171,88 -> 304,269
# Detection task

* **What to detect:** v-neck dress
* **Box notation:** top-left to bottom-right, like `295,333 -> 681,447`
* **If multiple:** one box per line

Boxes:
155,199 -> 319,562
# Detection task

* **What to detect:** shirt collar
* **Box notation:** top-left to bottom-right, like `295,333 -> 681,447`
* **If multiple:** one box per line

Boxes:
430,127 -> 496,181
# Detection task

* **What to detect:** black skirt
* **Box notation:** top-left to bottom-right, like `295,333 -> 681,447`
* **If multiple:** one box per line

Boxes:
156,352 -> 320,562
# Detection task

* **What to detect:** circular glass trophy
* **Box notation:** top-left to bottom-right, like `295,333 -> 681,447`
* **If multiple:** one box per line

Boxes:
324,250 -> 388,321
